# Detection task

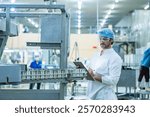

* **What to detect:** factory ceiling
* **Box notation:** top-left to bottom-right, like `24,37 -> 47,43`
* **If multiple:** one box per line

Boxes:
0,0 -> 149,33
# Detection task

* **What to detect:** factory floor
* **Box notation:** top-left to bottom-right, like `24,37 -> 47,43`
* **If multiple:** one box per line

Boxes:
0,82 -> 149,100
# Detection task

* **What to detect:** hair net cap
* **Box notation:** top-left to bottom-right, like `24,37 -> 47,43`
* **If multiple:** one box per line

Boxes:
34,52 -> 40,57
97,28 -> 115,39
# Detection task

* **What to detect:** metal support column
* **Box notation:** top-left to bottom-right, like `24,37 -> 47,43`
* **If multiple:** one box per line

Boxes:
0,8 -> 10,59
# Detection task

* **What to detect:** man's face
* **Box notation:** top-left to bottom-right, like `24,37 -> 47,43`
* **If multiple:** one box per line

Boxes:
99,36 -> 113,49
35,55 -> 40,61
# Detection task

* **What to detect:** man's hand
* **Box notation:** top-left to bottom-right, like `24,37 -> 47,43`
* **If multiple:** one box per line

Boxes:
88,68 -> 102,82
88,68 -> 94,77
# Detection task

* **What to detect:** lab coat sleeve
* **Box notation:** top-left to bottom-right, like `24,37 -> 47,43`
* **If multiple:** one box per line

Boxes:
101,57 -> 122,86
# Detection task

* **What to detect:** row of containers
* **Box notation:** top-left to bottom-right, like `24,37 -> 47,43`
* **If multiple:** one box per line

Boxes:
21,68 -> 87,80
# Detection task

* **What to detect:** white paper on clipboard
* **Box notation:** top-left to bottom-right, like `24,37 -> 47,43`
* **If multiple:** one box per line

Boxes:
73,61 -> 94,81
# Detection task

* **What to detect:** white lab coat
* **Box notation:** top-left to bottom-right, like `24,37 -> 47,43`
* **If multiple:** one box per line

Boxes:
87,48 -> 122,100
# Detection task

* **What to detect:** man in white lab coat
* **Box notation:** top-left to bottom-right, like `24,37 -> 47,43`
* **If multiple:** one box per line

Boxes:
87,28 -> 122,100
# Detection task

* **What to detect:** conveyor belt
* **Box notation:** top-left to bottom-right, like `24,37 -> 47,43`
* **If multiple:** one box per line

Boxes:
0,66 -> 87,84
21,68 -> 87,83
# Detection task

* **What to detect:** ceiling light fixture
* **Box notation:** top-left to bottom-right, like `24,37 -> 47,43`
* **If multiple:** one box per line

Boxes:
115,0 -> 119,3
101,0 -> 118,28
104,15 -> 109,19
101,22 -> 105,27
77,10 -> 81,15
78,15 -> 81,19
78,29 -> 81,34
144,2 -> 149,10
100,20 -> 106,27
11,0 -> 16,3
78,23 -> 81,28
78,19 -> 81,23
77,0 -> 82,33
107,10 -> 112,15
10,8 -> 16,12
111,4 -> 115,9
78,0 -> 82,10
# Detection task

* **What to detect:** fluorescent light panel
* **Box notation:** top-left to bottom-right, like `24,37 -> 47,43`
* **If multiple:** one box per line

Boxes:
115,0 -> 119,3
11,0 -> 16,3
107,10 -> 112,15
77,10 -> 81,15
78,19 -> 81,23
144,3 -> 149,10
78,23 -> 81,28
104,15 -> 109,19
78,29 -> 81,34
10,8 -> 15,12
78,15 -> 81,19
78,0 -> 82,10
111,4 -> 115,9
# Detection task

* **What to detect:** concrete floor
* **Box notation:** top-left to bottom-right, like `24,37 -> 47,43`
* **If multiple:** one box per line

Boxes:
0,81 -> 149,100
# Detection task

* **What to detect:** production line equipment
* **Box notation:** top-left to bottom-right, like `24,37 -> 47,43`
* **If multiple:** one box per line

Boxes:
0,64 -> 87,100
0,3 -> 86,100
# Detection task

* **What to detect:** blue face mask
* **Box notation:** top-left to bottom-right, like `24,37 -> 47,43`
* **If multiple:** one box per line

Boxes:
35,56 -> 40,61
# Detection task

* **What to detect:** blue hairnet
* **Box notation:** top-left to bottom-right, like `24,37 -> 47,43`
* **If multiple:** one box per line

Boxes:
97,28 -> 115,39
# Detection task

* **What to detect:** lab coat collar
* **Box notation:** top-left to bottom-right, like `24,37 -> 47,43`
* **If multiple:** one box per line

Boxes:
101,48 -> 113,54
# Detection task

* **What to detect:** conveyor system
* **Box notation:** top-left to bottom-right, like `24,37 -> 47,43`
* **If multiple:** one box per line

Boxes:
0,3 -> 83,100
21,68 -> 87,83
0,65 -> 87,84
0,64 -> 87,100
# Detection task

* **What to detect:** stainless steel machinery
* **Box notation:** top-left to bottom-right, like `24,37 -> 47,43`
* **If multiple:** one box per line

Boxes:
0,3 -> 86,100
0,65 -> 87,100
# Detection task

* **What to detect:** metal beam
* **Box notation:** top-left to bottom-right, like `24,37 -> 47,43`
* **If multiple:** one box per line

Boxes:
0,90 -> 61,100
0,12 -> 68,18
0,4 -> 66,12
26,42 -> 61,49
11,12 -> 61,17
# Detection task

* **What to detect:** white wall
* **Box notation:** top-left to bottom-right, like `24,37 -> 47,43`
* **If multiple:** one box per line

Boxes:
6,33 -> 99,60
69,34 -> 99,61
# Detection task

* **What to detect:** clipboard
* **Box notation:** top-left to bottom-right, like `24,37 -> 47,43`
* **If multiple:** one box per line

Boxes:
73,61 -> 94,81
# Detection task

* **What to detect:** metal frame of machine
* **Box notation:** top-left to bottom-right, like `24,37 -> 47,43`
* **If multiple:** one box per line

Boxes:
0,3 -> 87,100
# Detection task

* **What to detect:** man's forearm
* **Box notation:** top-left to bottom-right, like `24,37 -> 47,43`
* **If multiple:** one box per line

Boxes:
93,75 -> 102,82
